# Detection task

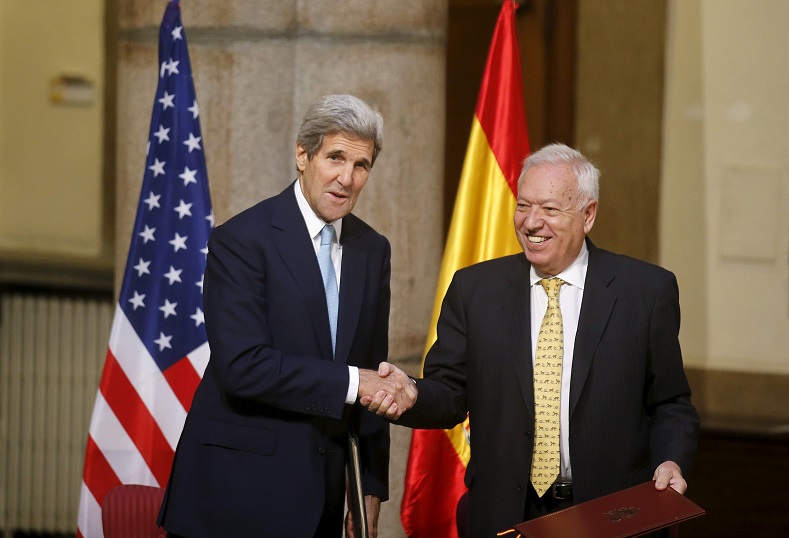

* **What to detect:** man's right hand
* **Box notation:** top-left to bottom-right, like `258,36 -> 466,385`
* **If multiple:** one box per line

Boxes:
358,362 -> 417,420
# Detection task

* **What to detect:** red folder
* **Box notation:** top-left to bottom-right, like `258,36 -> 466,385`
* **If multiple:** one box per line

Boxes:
510,481 -> 705,537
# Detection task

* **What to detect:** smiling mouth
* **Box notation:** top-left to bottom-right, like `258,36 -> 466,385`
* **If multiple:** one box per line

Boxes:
527,235 -> 549,244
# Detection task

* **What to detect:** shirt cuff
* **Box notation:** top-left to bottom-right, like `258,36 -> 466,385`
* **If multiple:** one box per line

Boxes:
346,366 -> 359,404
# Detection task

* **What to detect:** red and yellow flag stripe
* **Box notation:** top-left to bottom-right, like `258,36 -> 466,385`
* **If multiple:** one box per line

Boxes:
401,0 -> 530,536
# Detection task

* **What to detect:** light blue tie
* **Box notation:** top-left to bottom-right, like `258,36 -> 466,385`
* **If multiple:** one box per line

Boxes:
318,225 -> 339,356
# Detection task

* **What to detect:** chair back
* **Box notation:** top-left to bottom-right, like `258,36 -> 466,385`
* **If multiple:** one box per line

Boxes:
101,484 -> 166,538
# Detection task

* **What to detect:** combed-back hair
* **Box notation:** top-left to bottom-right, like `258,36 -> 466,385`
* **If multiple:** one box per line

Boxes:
519,143 -> 600,207
296,94 -> 384,166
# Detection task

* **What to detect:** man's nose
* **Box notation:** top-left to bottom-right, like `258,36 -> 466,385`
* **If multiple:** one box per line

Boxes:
336,164 -> 353,186
523,208 -> 543,229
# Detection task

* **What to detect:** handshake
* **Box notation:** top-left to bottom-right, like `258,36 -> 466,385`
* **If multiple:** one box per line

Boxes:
358,362 -> 418,420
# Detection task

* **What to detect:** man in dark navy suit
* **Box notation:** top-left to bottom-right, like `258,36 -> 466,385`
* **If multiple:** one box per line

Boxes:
374,143 -> 700,537
159,94 -> 416,538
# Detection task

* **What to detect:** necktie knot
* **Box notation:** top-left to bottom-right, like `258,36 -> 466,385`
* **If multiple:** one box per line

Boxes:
320,224 -> 336,246
540,278 -> 564,299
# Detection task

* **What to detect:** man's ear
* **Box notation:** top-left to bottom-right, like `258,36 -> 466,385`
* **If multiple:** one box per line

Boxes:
295,143 -> 308,172
583,200 -> 598,234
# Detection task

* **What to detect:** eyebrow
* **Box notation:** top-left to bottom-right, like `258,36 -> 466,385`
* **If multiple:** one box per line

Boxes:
517,195 -> 561,204
326,148 -> 371,168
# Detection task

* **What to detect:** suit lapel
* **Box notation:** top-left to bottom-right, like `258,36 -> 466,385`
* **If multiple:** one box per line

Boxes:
570,240 -> 616,416
335,217 -> 366,365
270,186 -> 334,360
506,255 -> 536,421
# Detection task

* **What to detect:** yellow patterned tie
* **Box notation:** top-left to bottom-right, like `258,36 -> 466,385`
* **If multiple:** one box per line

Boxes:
531,278 -> 564,497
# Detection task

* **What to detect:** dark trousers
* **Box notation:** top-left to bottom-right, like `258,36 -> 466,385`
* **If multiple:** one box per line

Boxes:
524,483 -> 574,520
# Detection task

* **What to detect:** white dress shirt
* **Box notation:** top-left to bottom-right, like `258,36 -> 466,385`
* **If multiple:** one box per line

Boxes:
294,181 -> 359,404
529,241 -> 589,481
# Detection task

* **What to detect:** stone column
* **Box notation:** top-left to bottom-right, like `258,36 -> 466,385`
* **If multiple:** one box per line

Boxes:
116,1 -> 447,535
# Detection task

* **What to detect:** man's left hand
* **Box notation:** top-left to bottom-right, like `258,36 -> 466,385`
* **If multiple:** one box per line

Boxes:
653,460 -> 687,494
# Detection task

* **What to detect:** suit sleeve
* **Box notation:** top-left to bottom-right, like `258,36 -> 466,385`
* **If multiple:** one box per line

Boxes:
398,271 -> 469,430
203,222 -> 350,419
645,271 -> 700,474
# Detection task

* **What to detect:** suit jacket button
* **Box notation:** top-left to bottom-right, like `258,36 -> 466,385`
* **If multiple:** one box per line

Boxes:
517,482 -> 525,492
318,447 -> 325,455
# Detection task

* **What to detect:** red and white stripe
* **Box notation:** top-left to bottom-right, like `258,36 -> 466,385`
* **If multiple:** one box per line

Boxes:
76,305 -> 207,537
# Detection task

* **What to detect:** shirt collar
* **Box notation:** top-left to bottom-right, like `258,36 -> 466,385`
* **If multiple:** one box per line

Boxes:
529,240 -> 589,290
293,180 -> 343,242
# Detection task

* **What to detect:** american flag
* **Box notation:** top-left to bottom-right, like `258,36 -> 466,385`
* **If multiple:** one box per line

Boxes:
77,1 -> 212,536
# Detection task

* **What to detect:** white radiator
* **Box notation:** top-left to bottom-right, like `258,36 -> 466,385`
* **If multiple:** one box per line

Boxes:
0,290 -> 113,534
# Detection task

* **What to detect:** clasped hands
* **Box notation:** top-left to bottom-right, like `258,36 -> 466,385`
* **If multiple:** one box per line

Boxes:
358,362 -> 417,420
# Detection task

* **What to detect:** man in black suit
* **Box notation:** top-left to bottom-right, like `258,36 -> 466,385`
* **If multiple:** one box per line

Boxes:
374,143 -> 699,536
158,94 -> 416,537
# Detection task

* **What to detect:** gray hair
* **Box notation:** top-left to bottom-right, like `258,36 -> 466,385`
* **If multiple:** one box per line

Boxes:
296,94 -> 384,166
519,143 -> 600,207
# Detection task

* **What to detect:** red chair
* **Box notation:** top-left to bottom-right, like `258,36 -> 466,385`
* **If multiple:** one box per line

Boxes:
101,484 -> 166,538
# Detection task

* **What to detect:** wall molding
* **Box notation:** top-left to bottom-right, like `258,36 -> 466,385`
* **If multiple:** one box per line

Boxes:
686,367 -> 789,435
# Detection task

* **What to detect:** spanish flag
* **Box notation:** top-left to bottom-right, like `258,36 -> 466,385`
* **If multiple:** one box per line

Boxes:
400,0 -> 529,536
